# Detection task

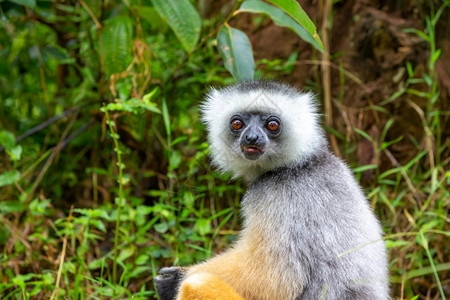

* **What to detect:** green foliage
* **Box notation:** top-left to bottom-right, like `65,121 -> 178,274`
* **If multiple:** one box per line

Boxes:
218,26 -> 255,81
151,0 -> 201,53
240,0 -> 323,52
0,0 -> 448,299
264,0 -> 323,50
101,16 -> 134,76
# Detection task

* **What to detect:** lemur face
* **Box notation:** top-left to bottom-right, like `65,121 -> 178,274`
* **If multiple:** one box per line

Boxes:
202,81 -> 325,181
228,112 -> 282,161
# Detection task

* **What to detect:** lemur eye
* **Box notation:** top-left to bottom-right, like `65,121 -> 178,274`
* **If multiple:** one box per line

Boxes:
231,119 -> 243,130
266,120 -> 280,131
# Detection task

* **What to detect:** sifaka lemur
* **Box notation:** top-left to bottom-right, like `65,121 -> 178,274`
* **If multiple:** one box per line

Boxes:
154,81 -> 389,300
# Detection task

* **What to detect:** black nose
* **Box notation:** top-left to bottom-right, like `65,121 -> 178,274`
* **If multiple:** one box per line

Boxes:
245,134 -> 258,144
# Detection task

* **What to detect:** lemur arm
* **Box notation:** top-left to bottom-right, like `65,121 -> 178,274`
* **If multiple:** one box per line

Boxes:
176,271 -> 244,300
155,248 -> 246,300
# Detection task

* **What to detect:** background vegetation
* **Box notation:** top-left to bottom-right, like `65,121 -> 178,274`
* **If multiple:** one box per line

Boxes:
0,0 -> 448,299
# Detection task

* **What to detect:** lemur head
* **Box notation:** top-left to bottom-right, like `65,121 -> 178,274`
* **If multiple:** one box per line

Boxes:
201,81 -> 326,182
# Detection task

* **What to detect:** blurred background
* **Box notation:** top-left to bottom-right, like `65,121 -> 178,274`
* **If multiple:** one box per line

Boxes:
0,0 -> 448,298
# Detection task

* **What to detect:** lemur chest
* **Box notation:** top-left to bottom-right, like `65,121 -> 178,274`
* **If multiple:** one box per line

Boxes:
233,220 -> 307,299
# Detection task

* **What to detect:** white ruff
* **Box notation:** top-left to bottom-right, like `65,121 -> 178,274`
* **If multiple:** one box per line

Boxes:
201,83 -> 326,182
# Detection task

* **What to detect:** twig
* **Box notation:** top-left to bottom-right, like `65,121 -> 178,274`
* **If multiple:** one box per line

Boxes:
406,99 -> 435,172
16,107 -> 81,142
27,8 -> 49,106
383,148 -> 422,206
80,0 -> 103,30
24,115 -> 93,204
50,206 -> 74,300
320,0 -> 340,157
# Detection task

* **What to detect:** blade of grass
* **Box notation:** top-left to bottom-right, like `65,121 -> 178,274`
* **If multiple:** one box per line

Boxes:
419,231 -> 446,299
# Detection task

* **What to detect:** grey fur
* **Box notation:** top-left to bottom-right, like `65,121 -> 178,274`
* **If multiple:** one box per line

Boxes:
204,81 -> 389,299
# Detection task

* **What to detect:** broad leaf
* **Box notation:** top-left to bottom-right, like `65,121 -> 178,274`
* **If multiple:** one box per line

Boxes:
7,29 -> 28,63
8,0 -> 35,9
151,0 -> 201,52
217,26 -> 255,81
0,130 -> 16,149
101,16 -> 133,75
0,200 -> 26,214
240,0 -> 323,52
139,6 -> 167,31
0,170 -> 20,187
265,0 -> 323,50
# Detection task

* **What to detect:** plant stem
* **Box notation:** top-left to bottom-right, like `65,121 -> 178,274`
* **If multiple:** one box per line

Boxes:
103,108 -> 124,288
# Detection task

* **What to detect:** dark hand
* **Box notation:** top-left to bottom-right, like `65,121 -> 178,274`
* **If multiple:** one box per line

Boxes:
154,267 -> 186,300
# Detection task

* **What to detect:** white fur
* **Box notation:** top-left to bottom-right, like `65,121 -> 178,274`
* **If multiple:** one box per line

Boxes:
201,83 -> 326,182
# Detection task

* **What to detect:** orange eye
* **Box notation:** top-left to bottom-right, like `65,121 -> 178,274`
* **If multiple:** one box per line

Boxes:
231,119 -> 243,130
266,120 -> 279,131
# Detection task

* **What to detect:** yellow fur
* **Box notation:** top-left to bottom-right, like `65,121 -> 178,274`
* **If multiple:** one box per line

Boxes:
177,271 -> 244,300
179,228 -> 300,300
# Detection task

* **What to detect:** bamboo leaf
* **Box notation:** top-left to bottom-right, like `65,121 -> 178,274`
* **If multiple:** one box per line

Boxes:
217,26 -> 255,81
240,0 -> 323,51
151,0 -> 201,52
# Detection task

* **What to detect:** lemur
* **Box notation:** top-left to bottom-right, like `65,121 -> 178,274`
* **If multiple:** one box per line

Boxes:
155,81 -> 389,300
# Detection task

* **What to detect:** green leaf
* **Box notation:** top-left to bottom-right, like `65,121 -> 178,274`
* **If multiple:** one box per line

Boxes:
7,0 -> 35,9
240,0 -> 323,52
143,86 -> 160,103
29,198 -> 51,216
354,128 -> 373,142
154,222 -> 168,233
385,239 -> 411,248
169,150 -> 182,170
0,130 -> 16,149
9,145 -> 22,161
0,200 -> 26,214
431,48 -> 441,63
380,136 -> 403,150
101,16 -> 134,75
91,219 -> 106,232
265,0 -> 323,50
352,164 -> 378,173
151,0 -> 201,52
217,26 -> 255,81
128,266 -> 151,278
0,170 -> 20,187
88,258 -> 105,270
162,98 -> 171,140
135,254 -> 149,265
403,28 -> 430,42
117,247 -> 134,262
7,29 -> 29,63
41,46 -> 73,64
104,98 -> 161,114
194,219 -> 211,236
139,6 -> 167,30
406,61 -> 414,77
